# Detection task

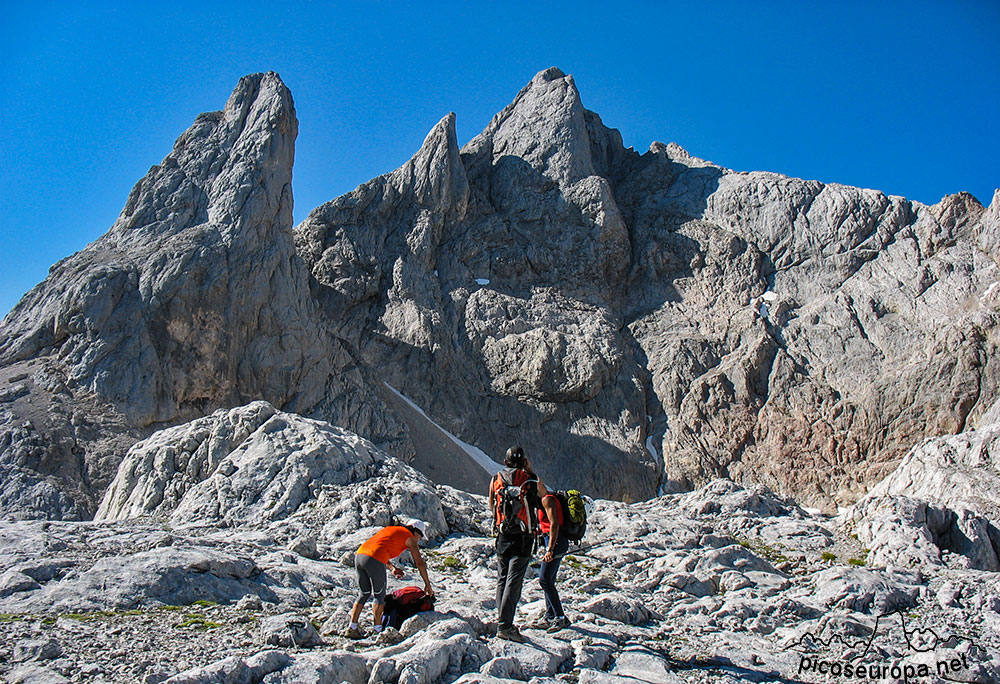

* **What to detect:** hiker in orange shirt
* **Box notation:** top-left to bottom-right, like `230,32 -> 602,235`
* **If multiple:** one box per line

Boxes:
345,519 -> 434,639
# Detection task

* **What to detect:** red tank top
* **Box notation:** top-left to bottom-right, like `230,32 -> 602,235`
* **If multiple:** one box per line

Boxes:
537,493 -> 564,535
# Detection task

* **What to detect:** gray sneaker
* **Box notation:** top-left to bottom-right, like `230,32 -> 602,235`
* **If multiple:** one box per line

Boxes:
497,626 -> 526,643
546,616 -> 571,632
343,626 -> 364,639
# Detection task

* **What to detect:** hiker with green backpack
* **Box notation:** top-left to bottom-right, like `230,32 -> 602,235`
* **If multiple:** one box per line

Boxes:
537,488 -> 587,632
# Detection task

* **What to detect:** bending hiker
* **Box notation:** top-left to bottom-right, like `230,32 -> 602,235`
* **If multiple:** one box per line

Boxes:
537,491 -> 570,631
490,446 -> 546,642
345,519 -> 434,639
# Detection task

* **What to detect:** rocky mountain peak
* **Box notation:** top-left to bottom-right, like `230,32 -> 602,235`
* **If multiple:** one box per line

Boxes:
390,111 -> 469,213
1,68 -> 998,522
976,189 -> 1000,262
462,66 -> 600,185
110,71 -> 296,248
0,71 -> 318,426
926,191 -> 984,243
0,72 -> 335,517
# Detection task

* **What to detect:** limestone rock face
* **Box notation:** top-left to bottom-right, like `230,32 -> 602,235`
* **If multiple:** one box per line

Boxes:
0,73 -> 386,519
1,72 -> 328,423
844,398 -> 1000,570
296,68 -> 653,501
296,66 -> 1000,507
623,163 -> 1000,507
1,67 -> 998,516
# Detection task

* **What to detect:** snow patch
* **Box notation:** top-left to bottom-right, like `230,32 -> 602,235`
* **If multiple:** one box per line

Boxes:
645,436 -> 662,468
646,435 -> 666,497
758,290 -> 777,319
383,383 -> 499,475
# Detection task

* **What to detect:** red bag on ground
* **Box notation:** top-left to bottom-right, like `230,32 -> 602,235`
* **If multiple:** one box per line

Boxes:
381,585 -> 435,629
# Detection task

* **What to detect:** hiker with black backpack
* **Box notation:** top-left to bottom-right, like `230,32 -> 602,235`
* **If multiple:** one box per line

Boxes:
345,519 -> 434,639
489,446 -> 547,643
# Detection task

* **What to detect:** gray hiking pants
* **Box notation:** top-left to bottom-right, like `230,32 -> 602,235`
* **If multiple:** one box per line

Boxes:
355,553 -> 388,605
496,533 -> 533,629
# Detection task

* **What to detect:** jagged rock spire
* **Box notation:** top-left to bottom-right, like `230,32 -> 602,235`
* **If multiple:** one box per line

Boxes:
977,189 -> 1000,262
0,71 -> 329,425
390,111 -> 470,212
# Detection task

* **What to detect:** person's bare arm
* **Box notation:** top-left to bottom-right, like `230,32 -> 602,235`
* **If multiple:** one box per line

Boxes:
406,536 -> 434,597
536,479 -> 548,499
540,495 -> 561,563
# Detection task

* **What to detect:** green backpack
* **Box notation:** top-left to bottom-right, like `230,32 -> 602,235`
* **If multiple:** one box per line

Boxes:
554,489 -> 587,542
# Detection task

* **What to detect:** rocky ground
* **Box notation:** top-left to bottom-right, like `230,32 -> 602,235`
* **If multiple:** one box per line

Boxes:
1,405 -> 998,684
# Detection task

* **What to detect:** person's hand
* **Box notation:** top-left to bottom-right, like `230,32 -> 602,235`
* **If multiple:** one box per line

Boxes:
543,550 -> 554,563
425,584 -> 435,598
392,566 -> 405,579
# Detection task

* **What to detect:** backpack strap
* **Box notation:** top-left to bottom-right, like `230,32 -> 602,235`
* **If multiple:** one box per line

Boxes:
518,471 -> 539,538
491,472 -> 503,530
492,469 -> 518,530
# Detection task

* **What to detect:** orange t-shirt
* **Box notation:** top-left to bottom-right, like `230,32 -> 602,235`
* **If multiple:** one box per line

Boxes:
357,526 -> 414,564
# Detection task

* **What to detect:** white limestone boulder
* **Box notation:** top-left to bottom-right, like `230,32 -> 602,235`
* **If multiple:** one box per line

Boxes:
97,402 -> 447,535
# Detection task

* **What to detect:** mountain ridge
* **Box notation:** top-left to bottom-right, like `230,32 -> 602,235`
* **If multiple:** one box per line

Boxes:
1,68 -> 997,519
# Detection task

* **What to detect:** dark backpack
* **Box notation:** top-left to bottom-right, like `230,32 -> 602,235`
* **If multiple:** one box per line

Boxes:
554,489 -> 587,543
381,586 -> 435,630
494,469 -> 539,537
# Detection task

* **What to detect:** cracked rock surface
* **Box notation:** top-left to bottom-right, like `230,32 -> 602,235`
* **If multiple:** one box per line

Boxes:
1,405 -> 997,683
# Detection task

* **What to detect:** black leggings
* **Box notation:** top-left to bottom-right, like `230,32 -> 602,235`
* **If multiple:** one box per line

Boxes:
355,553 -> 388,605
539,534 -> 569,619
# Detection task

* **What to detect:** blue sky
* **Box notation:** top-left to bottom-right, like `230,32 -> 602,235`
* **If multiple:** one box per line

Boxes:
2,1 -> 998,316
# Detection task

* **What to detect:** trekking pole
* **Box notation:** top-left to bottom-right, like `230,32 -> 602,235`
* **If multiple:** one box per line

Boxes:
544,540 -> 607,561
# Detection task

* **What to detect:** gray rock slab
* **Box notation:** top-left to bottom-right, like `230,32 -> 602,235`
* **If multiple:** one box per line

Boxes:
259,613 -> 323,648
6,664 -> 71,684
580,593 -> 662,625
12,638 -> 62,663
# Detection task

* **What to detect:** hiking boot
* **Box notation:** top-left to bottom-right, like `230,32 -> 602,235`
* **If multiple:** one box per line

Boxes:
343,626 -> 364,640
497,626 -> 526,643
546,616 -> 571,632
